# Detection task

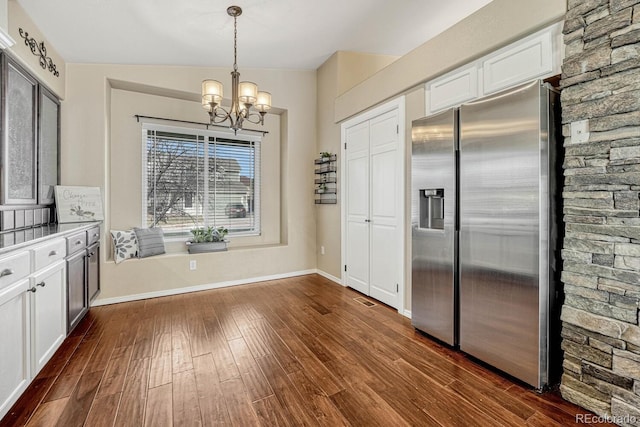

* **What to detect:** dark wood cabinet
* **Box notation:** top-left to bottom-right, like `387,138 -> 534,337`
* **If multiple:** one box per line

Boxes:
66,248 -> 87,333
87,242 -> 100,302
65,226 -> 100,333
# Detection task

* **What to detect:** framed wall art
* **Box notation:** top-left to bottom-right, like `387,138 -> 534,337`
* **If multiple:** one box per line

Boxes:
54,186 -> 104,223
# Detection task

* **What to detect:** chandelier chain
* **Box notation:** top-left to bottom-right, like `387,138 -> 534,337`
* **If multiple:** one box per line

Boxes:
233,13 -> 238,72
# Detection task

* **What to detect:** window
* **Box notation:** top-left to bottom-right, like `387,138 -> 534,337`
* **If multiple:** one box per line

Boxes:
142,124 -> 261,237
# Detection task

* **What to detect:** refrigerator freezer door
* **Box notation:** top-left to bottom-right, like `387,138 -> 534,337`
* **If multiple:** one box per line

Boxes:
459,80 -> 548,388
411,109 -> 457,346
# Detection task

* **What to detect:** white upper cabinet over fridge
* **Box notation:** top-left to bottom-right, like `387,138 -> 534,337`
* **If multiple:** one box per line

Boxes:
426,22 -> 563,114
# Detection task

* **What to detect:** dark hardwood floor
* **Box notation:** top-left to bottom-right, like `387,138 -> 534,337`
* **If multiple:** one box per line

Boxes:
1,274 -> 607,426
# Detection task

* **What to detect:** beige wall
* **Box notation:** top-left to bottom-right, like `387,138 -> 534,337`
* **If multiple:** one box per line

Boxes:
6,0 -> 65,98
335,51 -> 398,96
316,0 -> 568,312
315,54 -> 341,277
0,0 -> 8,31
62,63 -> 317,301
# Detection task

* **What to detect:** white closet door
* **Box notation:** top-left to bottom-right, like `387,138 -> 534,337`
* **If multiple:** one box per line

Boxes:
343,102 -> 402,311
345,122 -> 370,295
369,110 -> 400,308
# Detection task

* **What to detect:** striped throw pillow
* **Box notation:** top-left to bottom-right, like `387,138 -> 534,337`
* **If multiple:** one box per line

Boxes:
133,227 -> 166,258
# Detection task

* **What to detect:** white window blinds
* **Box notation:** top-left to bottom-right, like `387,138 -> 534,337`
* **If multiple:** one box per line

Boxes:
143,125 -> 261,237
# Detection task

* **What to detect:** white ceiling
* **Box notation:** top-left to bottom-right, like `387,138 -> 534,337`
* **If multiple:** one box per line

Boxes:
17,0 -> 493,70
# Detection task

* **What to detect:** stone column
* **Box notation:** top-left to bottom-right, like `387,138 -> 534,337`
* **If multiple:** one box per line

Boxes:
560,0 -> 640,423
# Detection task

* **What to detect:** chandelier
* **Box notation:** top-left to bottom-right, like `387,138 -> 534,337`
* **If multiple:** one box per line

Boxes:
201,5 -> 271,133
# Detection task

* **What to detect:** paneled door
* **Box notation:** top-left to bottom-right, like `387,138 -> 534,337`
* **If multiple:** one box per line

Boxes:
345,121 -> 370,295
343,99 -> 404,311
369,111 -> 400,307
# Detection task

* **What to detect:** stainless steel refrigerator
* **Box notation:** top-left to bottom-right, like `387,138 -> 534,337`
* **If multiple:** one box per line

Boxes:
411,80 -> 562,389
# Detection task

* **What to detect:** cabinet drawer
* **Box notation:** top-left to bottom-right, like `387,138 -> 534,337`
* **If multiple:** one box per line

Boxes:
87,226 -> 100,246
32,238 -> 66,271
66,231 -> 87,255
0,251 -> 30,292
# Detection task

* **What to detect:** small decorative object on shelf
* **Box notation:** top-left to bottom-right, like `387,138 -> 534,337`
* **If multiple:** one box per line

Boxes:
186,226 -> 228,253
314,152 -> 337,204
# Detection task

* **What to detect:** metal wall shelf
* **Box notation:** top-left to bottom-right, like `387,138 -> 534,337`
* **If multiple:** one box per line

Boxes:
314,154 -> 337,204
315,177 -> 336,184
315,198 -> 337,204
314,154 -> 337,165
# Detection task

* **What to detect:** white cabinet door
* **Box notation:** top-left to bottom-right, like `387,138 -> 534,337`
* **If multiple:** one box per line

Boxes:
428,65 -> 479,113
482,30 -> 553,94
31,261 -> 66,374
0,279 -> 30,419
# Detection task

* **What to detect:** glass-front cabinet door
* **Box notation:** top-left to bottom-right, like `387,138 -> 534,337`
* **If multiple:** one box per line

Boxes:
2,56 -> 38,204
38,88 -> 59,204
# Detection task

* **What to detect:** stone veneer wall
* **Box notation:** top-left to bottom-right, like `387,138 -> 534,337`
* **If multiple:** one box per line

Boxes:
559,0 -> 640,423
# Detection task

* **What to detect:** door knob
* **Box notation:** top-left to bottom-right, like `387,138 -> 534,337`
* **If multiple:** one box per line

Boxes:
36,281 -> 46,287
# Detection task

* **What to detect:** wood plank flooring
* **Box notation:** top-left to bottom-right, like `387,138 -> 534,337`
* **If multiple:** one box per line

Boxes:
1,274 -> 608,426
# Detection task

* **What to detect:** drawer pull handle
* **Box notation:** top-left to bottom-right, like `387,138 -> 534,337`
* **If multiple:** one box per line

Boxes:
0,268 -> 14,277
27,287 -> 36,293
49,250 -> 58,256
36,281 -> 46,287
75,240 -> 83,245
89,252 -> 95,257
93,233 -> 99,238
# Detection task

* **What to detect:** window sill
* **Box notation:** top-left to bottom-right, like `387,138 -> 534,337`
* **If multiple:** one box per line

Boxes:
107,241 -> 286,264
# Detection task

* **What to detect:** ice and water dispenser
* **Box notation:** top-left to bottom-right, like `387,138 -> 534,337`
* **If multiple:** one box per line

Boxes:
419,189 -> 444,230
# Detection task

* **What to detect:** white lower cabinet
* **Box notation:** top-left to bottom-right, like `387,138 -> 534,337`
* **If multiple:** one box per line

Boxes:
31,260 -> 66,373
0,237 -> 69,420
0,278 -> 31,418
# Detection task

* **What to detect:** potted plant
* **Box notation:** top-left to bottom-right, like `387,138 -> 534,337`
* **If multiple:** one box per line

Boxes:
186,226 -> 228,253
320,151 -> 332,162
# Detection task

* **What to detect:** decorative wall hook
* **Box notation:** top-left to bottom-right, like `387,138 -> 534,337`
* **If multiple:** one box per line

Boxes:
18,28 -> 59,77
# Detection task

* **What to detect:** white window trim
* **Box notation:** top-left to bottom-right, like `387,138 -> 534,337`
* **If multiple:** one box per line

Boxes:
141,123 -> 261,239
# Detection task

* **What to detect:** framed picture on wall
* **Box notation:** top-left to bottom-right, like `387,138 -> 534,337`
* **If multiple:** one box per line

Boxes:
54,186 -> 104,223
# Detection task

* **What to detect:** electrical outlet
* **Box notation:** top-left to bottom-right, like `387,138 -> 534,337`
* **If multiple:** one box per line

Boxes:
320,246 -> 325,255
189,260 -> 197,271
571,119 -> 589,144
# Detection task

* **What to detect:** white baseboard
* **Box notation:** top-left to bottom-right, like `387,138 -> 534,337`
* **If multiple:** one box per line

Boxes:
403,309 -> 411,319
91,269 -> 317,307
315,269 -> 342,285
